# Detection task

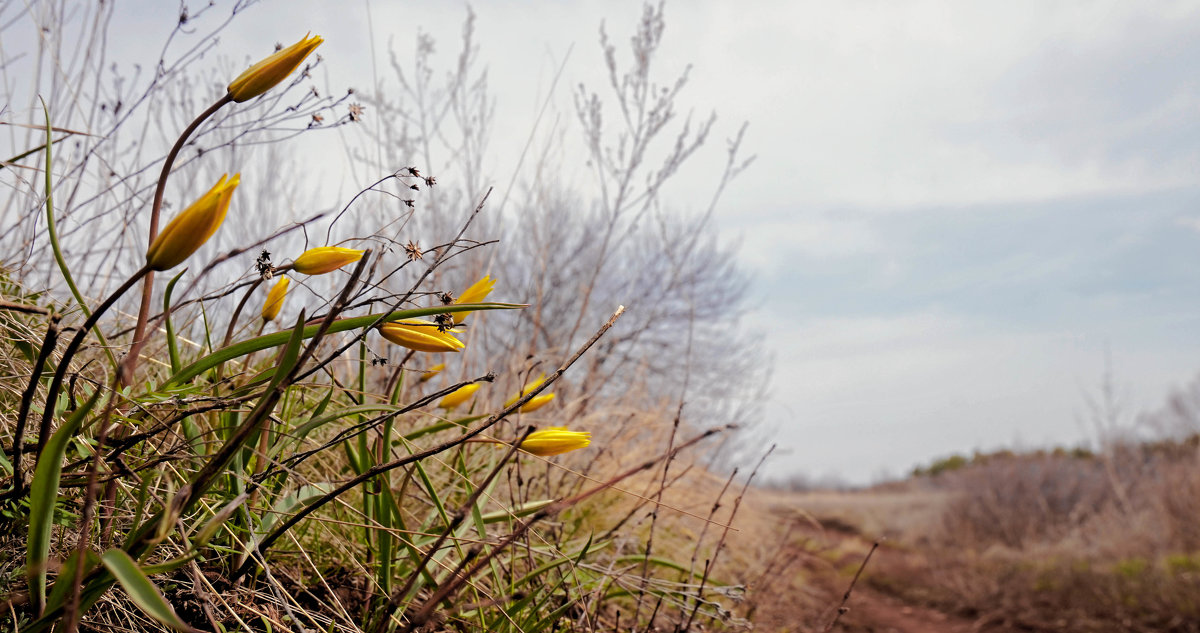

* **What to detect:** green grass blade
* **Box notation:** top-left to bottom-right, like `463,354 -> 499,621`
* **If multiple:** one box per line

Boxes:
163,269 -> 187,373
100,549 -> 191,631
39,99 -> 117,370
27,387 -> 102,612
45,548 -> 100,611
478,499 -> 555,524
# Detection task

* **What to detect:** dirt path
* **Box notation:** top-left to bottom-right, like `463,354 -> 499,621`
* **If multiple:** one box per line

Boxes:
745,495 -> 979,633
834,586 -> 976,633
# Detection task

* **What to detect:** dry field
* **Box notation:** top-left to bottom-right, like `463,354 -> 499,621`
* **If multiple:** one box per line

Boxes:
727,442 -> 1200,632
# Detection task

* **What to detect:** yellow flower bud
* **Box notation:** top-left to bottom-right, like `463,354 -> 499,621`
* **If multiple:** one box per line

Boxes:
520,393 -> 556,413
146,174 -> 239,271
518,427 -> 590,457
438,383 -> 480,410
504,374 -> 556,413
379,320 -> 464,353
228,34 -> 324,103
418,363 -> 445,383
261,276 -> 290,322
292,247 -> 364,275
452,275 -> 495,324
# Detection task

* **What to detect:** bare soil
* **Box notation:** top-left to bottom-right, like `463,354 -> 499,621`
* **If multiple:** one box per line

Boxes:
737,487 -> 980,633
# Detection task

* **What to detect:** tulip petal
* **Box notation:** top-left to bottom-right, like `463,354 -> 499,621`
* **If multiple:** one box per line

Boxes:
228,34 -> 324,102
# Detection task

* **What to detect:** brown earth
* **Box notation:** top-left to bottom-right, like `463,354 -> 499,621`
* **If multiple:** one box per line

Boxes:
735,487 -> 981,633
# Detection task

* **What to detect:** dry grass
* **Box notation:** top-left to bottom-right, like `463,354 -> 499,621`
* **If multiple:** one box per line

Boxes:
758,442 -> 1200,633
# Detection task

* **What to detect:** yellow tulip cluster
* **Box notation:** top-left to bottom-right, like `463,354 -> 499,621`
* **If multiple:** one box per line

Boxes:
144,34 -> 325,273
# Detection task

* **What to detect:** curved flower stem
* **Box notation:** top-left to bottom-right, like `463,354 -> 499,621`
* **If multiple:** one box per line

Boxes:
123,94 -> 233,386
31,265 -> 151,467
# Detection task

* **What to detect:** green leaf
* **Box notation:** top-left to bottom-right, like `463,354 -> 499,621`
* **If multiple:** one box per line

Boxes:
27,387 -> 102,612
100,549 -> 192,631
284,404 -> 401,452
164,303 -> 525,387
256,483 -> 331,537
45,548 -> 100,612
163,269 -> 188,374
478,499 -> 555,524
40,99 -> 117,370
192,492 -> 249,549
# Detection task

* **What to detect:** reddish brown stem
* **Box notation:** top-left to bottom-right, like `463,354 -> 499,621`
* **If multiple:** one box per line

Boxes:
122,94 -> 232,386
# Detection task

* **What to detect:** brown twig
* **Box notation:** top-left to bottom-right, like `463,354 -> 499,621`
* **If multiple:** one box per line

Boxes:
8,312 -> 61,495
234,304 -> 627,580
398,423 -> 732,632
822,540 -> 881,633
368,426 -> 536,633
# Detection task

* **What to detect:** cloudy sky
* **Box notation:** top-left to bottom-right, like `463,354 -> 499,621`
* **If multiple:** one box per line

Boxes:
14,1 -> 1200,482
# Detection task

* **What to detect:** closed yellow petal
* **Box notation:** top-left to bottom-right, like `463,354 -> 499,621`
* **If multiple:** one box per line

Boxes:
228,34 -> 324,102
379,320 -> 464,353
438,383 -> 480,410
261,276 -> 290,322
292,247 -> 364,275
452,275 -> 495,324
418,363 -> 445,383
146,174 -> 239,271
518,427 -> 590,456
504,374 -> 550,409
520,393 -> 556,413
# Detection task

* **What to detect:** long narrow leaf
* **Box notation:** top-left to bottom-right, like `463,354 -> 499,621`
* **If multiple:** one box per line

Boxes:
27,387 -> 102,613
39,100 -> 117,370
100,549 -> 192,631
163,269 -> 187,373
164,303 -> 524,387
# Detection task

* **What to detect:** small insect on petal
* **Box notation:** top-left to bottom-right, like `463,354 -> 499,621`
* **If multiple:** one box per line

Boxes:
379,320 -> 464,354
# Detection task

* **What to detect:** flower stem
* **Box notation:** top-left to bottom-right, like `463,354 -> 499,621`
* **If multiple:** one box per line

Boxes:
123,94 -> 232,386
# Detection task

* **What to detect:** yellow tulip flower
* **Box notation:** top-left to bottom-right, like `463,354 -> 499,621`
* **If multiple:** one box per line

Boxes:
504,374 -> 556,413
146,174 -> 239,271
518,427 -> 590,457
452,275 -> 495,324
292,247 -> 364,275
228,34 -> 324,102
261,276 -> 290,322
438,383 -> 480,410
379,320 -> 464,353
418,363 -> 445,383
